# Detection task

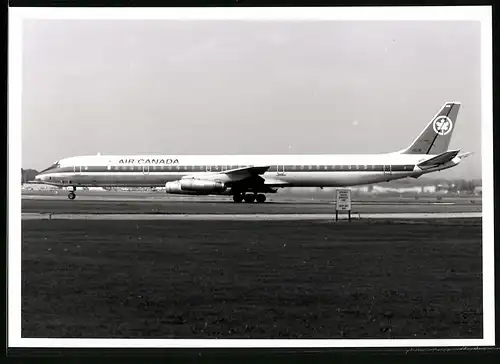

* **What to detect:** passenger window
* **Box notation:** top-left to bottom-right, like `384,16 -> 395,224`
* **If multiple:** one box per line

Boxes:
308,165 -> 312,170
300,165 -> 304,170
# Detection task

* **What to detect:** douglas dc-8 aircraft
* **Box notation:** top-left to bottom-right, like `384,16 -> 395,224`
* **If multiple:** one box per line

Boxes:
35,102 -> 472,203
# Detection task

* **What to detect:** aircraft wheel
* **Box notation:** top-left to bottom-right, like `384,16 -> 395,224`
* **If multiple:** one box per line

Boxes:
256,194 -> 266,203
68,192 -> 76,200
244,194 -> 255,203
233,194 -> 243,203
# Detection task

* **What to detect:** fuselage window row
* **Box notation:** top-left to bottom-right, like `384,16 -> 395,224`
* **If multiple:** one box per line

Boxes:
68,164 -> 414,173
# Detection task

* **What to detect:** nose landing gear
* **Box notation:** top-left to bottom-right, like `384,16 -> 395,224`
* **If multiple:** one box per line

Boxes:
67,186 -> 76,200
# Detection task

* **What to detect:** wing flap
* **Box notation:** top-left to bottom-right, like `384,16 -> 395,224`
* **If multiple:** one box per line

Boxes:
260,177 -> 290,187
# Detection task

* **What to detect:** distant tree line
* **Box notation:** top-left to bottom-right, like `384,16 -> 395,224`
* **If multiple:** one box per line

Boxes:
21,168 -> 39,184
448,179 -> 480,194
378,177 -> 481,189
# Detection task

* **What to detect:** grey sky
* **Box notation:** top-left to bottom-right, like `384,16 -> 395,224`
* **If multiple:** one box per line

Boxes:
22,20 -> 482,178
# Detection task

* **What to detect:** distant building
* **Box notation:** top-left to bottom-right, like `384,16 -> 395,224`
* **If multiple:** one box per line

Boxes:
422,185 -> 437,193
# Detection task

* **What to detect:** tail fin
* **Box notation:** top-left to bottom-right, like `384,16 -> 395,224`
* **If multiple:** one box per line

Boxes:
400,102 -> 461,155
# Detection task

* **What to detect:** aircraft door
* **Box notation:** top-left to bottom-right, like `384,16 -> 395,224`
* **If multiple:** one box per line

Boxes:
74,165 -> 82,174
383,164 -> 392,175
277,165 -> 286,176
143,165 -> 150,175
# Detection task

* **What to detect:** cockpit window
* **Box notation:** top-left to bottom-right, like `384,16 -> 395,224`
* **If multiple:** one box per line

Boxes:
39,161 -> 60,174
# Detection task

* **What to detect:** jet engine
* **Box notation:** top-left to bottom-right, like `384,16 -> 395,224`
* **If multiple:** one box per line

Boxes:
165,179 -> 227,195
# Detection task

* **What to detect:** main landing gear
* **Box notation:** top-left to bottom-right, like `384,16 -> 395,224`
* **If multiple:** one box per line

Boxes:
68,186 -> 76,200
232,193 -> 266,203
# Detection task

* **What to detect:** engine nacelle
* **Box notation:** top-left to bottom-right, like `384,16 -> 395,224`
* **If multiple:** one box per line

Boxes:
180,179 -> 226,192
165,181 -> 190,194
165,179 -> 227,195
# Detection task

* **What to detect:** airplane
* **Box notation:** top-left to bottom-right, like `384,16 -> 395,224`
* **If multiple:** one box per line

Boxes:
34,101 -> 472,203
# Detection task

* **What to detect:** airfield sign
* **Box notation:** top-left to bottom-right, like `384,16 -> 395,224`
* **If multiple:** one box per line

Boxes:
335,189 -> 352,222
336,189 -> 352,211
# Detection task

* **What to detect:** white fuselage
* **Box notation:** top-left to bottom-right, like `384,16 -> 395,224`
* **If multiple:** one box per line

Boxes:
35,153 -> 461,192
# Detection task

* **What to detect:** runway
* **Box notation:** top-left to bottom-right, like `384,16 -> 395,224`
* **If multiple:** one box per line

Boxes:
21,191 -> 482,218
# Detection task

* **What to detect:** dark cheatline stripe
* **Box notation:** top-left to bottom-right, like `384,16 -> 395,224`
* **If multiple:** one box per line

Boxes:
44,164 -> 415,174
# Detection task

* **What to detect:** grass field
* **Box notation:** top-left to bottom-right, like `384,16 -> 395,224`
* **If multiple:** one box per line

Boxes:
22,218 -> 483,339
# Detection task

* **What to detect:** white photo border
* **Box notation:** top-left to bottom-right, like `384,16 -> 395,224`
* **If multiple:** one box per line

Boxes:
8,5 -> 494,348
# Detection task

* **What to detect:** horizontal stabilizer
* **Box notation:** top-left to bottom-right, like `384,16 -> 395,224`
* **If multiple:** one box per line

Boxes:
417,150 -> 460,169
457,151 -> 474,160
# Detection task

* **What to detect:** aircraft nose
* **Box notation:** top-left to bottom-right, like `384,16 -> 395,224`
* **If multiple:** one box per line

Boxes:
34,174 -> 45,182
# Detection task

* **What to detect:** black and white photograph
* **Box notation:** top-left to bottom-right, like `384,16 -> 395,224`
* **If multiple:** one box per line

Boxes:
9,6 -> 494,348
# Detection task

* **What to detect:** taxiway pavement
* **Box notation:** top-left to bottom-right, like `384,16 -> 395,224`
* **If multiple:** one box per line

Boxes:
22,212 -> 482,220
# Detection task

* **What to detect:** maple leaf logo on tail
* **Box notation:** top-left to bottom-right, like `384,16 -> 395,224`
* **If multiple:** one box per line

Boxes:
433,116 -> 453,136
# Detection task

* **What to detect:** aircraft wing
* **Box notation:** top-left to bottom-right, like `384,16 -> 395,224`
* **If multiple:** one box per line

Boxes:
181,165 -> 271,182
417,149 -> 460,169
181,165 -> 289,192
